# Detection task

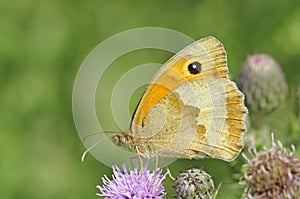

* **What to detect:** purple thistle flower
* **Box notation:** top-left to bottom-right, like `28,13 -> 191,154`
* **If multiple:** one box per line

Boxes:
97,161 -> 167,199
242,133 -> 300,199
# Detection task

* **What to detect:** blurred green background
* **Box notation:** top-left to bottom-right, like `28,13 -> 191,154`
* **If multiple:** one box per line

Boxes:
1,0 -> 300,198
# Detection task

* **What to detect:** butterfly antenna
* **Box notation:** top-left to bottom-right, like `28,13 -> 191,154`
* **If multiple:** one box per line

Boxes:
82,131 -> 115,143
82,132 -> 102,143
81,138 -> 102,162
81,131 -> 116,161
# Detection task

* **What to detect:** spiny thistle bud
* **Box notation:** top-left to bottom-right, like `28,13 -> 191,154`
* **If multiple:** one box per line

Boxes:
237,53 -> 287,114
174,168 -> 215,199
242,134 -> 300,199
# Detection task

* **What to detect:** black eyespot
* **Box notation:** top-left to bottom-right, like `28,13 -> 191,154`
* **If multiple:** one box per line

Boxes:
188,61 -> 201,74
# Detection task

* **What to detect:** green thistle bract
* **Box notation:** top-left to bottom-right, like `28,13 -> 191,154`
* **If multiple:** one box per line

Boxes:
174,168 -> 215,199
237,53 -> 287,114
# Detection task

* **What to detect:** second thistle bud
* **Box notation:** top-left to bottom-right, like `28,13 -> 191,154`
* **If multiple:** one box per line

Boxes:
237,53 -> 287,114
174,168 -> 215,199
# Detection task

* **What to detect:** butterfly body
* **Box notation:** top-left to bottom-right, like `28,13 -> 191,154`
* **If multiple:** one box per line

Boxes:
113,36 -> 247,162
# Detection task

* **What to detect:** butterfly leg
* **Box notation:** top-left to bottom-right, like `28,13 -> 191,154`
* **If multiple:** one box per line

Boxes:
134,146 -> 146,183
166,167 -> 176,181
151,156 -> 159,195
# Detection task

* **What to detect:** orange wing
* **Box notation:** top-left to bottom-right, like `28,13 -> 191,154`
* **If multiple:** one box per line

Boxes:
130,36 -> 228,134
